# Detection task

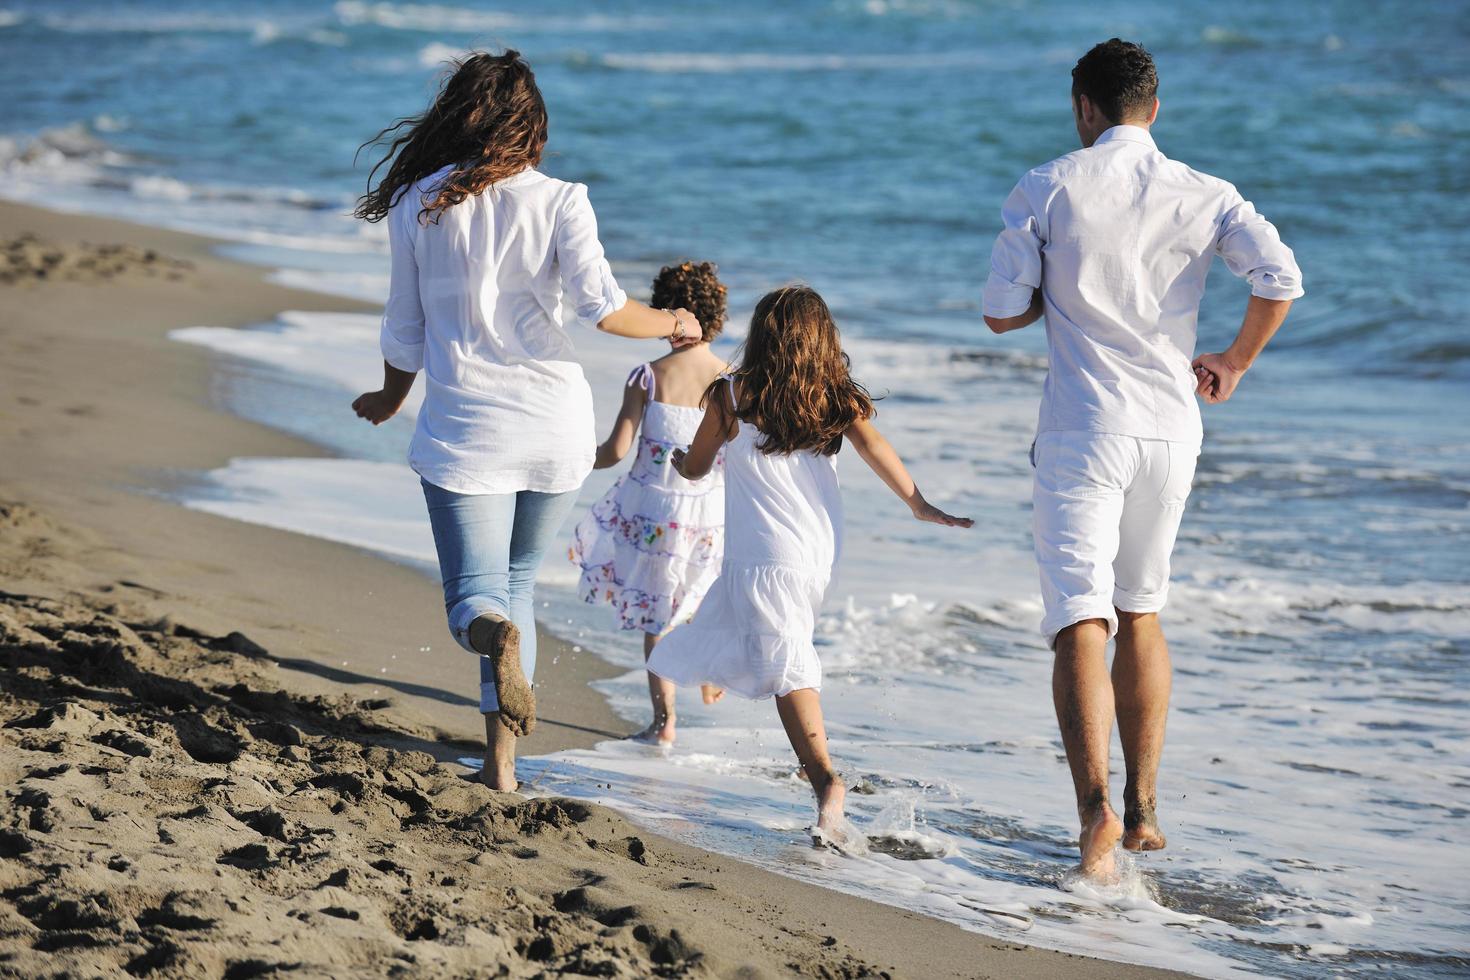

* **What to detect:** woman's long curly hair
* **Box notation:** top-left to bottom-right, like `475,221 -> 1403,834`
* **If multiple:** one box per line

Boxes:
718,285 -> 874,456
650,261 -> 727,342
354,50 -> 547,224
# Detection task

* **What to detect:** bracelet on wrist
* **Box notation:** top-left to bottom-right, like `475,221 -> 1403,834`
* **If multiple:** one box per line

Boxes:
664,308 -> 685,341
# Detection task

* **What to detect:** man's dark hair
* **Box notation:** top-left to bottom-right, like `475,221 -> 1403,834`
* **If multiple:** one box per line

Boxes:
1071,39 -> 1158,124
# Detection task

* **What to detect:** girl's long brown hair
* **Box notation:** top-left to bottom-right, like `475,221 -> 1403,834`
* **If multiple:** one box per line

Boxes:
354,50 -> 547,224
719,285 -> 874,456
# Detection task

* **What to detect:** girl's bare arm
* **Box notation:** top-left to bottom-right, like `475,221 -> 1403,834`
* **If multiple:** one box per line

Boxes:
671,382 -> 735,480
594,380 -> 647,469
845,417 -> 973,528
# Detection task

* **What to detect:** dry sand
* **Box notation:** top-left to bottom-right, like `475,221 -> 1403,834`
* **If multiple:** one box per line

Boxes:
0,201 -> 1188,979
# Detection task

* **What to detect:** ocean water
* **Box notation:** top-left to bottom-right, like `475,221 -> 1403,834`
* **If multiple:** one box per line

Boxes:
4,2 -> 1467,976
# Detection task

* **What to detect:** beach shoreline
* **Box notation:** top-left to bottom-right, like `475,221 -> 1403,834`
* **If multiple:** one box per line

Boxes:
0,199 -> 1188,978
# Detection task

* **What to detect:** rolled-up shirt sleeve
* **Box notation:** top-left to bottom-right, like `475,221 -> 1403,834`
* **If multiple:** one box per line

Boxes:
1215,194 -> 1304,301
982,178 -> 1045,318
556,183 -> 628,327
379,193 -> 426,373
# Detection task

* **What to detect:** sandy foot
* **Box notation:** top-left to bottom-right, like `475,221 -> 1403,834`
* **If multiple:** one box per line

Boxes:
469,614 -> 534,737
1123,801 -> 1167,852
700,685 -> 725,705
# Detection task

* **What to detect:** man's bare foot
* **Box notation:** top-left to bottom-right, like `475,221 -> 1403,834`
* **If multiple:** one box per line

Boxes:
628,716 -> 676,745
701,684 -> 725,704
1123,800 -> 1167,851
469,614 -> 535,737
1078,803 -> 1124,880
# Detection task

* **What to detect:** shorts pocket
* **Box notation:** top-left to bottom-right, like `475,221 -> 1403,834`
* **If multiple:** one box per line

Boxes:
1158,442 -> 1198,507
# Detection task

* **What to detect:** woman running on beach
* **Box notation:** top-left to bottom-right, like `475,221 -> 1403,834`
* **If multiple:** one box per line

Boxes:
349,50 -> 701,790
649,285 -> 973,840
570,260 -> 731,744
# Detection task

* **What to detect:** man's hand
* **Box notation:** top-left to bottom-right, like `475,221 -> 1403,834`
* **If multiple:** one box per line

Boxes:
670,447 -> 691,478
1193,297 -> 1293,405
1190,352 -> 1248,404
352,389 -> 406,425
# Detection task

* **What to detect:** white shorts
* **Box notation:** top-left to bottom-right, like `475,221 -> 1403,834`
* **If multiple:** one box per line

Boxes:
1032,430 -> 1199,647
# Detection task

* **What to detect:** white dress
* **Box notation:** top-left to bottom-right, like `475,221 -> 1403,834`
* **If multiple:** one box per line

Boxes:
647,380 -> 843,699
570,364 -> 725,635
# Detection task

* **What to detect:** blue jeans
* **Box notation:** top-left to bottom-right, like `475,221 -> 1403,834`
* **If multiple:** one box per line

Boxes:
421,480 -> 578,714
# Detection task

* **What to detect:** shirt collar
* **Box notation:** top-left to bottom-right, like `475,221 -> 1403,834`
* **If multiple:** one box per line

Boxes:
496,168 -> 540,187
1093,124 -> 1157,149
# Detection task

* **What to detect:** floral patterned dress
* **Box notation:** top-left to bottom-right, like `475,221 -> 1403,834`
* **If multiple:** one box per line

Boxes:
570,364 -> 725,635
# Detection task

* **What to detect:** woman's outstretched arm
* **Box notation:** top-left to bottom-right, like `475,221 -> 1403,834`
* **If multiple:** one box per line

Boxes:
600,299 -> 702,346
594,378 -> 647,469
845,417 -> 973,527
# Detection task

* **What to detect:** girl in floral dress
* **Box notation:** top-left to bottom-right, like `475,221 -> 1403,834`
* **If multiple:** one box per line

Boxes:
571,261 -> 730,743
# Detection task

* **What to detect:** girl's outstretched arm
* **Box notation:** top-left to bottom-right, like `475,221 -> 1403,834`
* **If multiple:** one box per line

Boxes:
671,381 -> 735,480
845,417 -> 974,528
594,378 -> 647,469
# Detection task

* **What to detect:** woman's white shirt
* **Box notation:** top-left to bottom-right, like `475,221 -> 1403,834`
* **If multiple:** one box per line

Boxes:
379,166 -> 627,495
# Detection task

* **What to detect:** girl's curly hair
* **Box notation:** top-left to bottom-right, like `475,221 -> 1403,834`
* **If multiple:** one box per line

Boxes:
650,261 -> 727,341
716,285 -> 874,456
354,50 -> 547,224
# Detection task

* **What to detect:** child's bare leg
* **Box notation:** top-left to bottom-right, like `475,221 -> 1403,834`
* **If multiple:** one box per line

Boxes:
631,631 -> 678,744
701,683 -> 725,704
482,712 -> 519,792
775,688 -> 845,834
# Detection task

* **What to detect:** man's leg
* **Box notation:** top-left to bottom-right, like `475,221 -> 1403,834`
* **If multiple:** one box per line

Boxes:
1053,618 -> 1124,877
1113,610 -> 1170,850
1033,432 -> 1133,878
1111,438 -> 1197,851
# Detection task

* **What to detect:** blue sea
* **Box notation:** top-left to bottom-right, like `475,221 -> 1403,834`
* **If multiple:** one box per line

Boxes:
3,2 -> 1467,976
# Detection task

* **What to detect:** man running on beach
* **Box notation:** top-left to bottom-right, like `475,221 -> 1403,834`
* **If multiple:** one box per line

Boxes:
981,39 -> 1303,879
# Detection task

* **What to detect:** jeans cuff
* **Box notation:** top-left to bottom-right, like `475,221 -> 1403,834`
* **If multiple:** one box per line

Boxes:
480,681 -> 499,715
449,598 -> 510,655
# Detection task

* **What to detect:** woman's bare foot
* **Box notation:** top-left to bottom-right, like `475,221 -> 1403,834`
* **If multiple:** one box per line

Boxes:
628,715 -> 676,745
479,753 -> 518,792
481,713 -> 518,792
701,684 -> 724,704
470,614 -> 535,737
1123,800 -> 1167,851
1078,803 -> 1124,880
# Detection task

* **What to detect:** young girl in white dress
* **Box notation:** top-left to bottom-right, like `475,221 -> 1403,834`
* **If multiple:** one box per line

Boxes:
649,285 -> 973,839
571,261 -> 730,744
